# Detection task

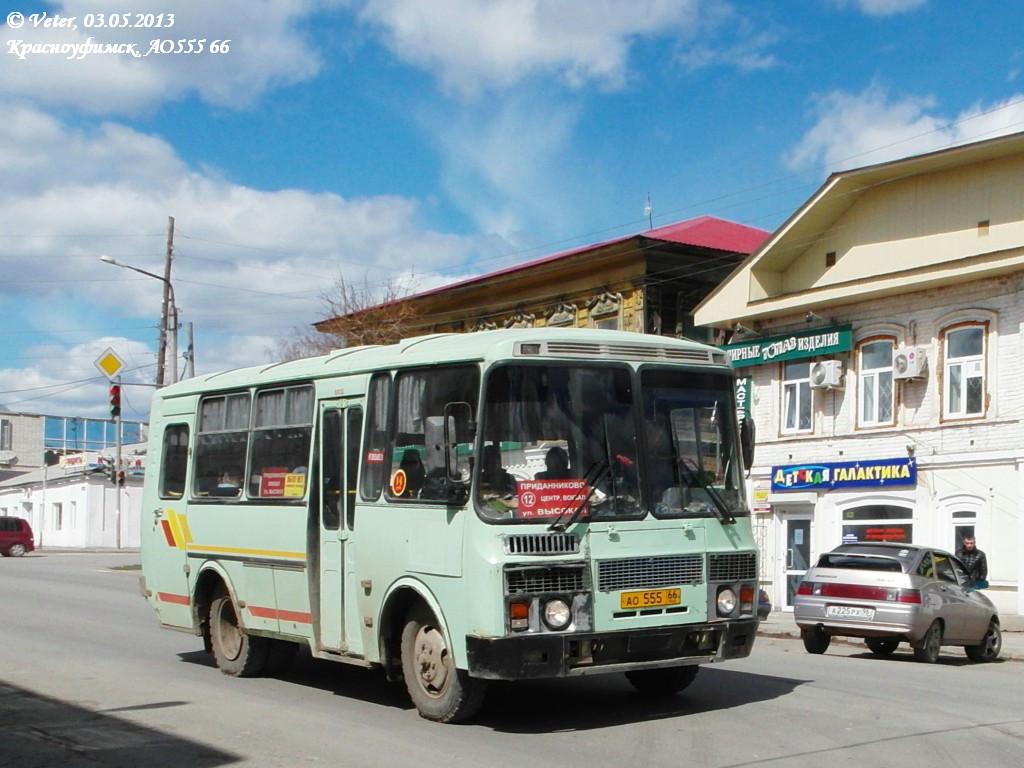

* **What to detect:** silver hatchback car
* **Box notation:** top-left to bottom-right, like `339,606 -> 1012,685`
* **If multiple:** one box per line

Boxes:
793,543 -> 1001,663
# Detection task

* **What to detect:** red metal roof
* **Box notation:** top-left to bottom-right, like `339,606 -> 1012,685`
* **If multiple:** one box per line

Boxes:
644,215 -> 770,254
407,215 -> 770,302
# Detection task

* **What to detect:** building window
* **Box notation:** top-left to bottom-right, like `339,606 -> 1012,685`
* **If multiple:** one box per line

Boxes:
943,324 -> 985,418
858,338 -> 895,427
587,290 -> 622,330
43,416 -> 146,458
53,502 -> 63,530
952,510 -> 976,553
0,418 -> 11,451
841,504 -> 913,544
781,361 -> 812,434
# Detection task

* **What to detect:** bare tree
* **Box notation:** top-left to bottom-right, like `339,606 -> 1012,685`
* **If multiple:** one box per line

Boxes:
273,273 -> 420,361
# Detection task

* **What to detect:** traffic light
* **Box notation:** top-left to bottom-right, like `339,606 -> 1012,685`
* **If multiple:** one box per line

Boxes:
109,384 -> 121,419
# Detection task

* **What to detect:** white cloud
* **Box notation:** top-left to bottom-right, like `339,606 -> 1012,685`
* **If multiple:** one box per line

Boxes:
0,102 -> 491,416
354,0 -> 707,96
1,0 -> 340,114
783,86 -> 1024,173
827,0 -> 927,16
424,92 -> 585,241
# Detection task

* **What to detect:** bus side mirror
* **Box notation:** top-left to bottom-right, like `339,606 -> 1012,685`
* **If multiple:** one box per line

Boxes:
443,402 -> 474,483
740,413 -> 755,471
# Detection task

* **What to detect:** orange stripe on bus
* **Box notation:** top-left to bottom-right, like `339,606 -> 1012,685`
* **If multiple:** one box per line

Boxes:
160,519 -> 177,547
248,605 -> 312,624
157,592 -> 190,605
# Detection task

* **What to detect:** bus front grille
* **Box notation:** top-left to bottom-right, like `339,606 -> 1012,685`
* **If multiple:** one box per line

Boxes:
708,552 -> 757,581
504,533 -> 580,556
505,565 -> 586,595
596,555 -> 704,592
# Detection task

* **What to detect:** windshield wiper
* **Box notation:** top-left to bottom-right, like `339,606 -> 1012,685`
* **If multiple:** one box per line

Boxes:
677,457 -> 736,525
547,460 -> 610,532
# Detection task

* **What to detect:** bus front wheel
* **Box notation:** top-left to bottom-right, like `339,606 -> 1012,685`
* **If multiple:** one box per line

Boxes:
208,587 -> 269,677
400,606 -> 486,723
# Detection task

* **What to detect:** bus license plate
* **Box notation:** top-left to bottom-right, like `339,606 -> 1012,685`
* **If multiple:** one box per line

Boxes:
620,588 -> 681,610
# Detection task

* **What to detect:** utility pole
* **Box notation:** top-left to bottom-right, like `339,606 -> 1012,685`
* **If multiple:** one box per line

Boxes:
156,216 -> 175,388
184,321 -> 195,379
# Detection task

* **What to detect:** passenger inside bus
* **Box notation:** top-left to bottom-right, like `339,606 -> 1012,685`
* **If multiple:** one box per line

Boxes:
479,444 -> 516,497
211,468 -> 242,497
535,446 -> 572,480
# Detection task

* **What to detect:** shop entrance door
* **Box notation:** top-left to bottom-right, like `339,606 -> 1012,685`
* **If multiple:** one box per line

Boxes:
778,511 -> 813,611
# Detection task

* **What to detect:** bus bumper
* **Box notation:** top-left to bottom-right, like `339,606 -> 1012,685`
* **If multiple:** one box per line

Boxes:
465,618 -> 758,680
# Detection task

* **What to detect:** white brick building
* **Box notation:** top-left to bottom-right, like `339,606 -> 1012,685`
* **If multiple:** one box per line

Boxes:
696,133 -> 1024,617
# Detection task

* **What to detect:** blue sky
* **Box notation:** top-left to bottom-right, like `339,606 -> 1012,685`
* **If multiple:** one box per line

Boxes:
3,0 -> 1024,421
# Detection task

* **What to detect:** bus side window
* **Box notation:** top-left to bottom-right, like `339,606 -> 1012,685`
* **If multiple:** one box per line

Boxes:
159,424 -> 189,499
360,373 -> 391,501
248,385 -> 314,499
194,393 -> 251,499
387,365 -> 480,502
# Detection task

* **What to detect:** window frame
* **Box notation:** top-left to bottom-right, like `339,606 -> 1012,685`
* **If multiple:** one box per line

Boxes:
780,360 -> 813,435
941,321 -> 987,420
192,391 -> 252,500
158,423 -> 190,500
856,336 -> 896,429
383,364 -> 481,504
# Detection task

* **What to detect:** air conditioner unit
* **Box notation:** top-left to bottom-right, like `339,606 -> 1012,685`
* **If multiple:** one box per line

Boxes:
809,360 -> 844,389
893,346 -> 928,380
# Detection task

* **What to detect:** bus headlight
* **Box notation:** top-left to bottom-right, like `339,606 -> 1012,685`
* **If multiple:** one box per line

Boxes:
542,598 -> 572,630
716,587 -> 738,616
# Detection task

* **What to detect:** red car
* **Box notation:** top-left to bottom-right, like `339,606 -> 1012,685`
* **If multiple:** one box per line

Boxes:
0,516 -> 35,557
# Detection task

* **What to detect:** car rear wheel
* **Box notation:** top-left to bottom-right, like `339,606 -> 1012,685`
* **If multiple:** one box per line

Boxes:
913,620 -> 943,663
965,619 -> 1002,662
8,543 -> 26,557
625,665 -> 699,696
865,637 -> 900,657
802,628 -> 831,654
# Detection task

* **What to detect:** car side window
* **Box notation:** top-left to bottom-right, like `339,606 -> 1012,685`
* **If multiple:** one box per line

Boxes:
933,553 -> 957,584
949,557 -> 971,586
916,551 -> 934,578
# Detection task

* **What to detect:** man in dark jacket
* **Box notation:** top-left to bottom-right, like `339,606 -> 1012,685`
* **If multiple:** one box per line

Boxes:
956,535 -> 988,585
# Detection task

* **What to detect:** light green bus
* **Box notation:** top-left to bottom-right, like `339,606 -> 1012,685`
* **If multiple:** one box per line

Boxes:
140,328 -> 760,722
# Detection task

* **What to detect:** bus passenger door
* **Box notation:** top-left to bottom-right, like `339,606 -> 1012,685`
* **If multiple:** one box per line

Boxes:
317,404 -> 361,651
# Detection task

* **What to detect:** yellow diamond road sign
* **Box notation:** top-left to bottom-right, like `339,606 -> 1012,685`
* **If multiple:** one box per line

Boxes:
95,348 -> 126,379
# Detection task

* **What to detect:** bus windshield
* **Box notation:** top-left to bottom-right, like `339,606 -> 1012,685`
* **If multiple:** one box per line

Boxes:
476,363 -> 748,524
640,368 -> 746,521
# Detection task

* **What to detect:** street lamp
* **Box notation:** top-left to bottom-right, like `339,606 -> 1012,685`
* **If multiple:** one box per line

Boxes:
99,254 -> 178,386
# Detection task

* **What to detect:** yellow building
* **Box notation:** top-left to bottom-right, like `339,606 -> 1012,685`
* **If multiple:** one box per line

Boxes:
695,131 -> 1024,618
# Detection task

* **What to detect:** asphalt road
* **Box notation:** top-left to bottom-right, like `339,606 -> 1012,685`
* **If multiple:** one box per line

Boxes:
2,552 -> 1022,768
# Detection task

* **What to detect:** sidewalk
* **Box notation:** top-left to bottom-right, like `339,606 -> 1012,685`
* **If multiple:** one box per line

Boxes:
758,611 -> 1024,661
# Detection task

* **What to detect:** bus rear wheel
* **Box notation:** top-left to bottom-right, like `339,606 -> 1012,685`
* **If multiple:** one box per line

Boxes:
400,605 -> 486,723
625,665 -> 699,696
208,587 -> 269,677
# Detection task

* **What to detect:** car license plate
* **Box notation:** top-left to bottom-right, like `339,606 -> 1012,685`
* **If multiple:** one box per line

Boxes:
620,588 -> 681,610
826,605 -> 874,620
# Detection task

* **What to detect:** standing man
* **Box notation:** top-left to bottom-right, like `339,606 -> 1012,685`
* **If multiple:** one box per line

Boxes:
956,535 -> 988,586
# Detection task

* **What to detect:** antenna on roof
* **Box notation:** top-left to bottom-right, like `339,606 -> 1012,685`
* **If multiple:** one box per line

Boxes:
644,192 -> 653,230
